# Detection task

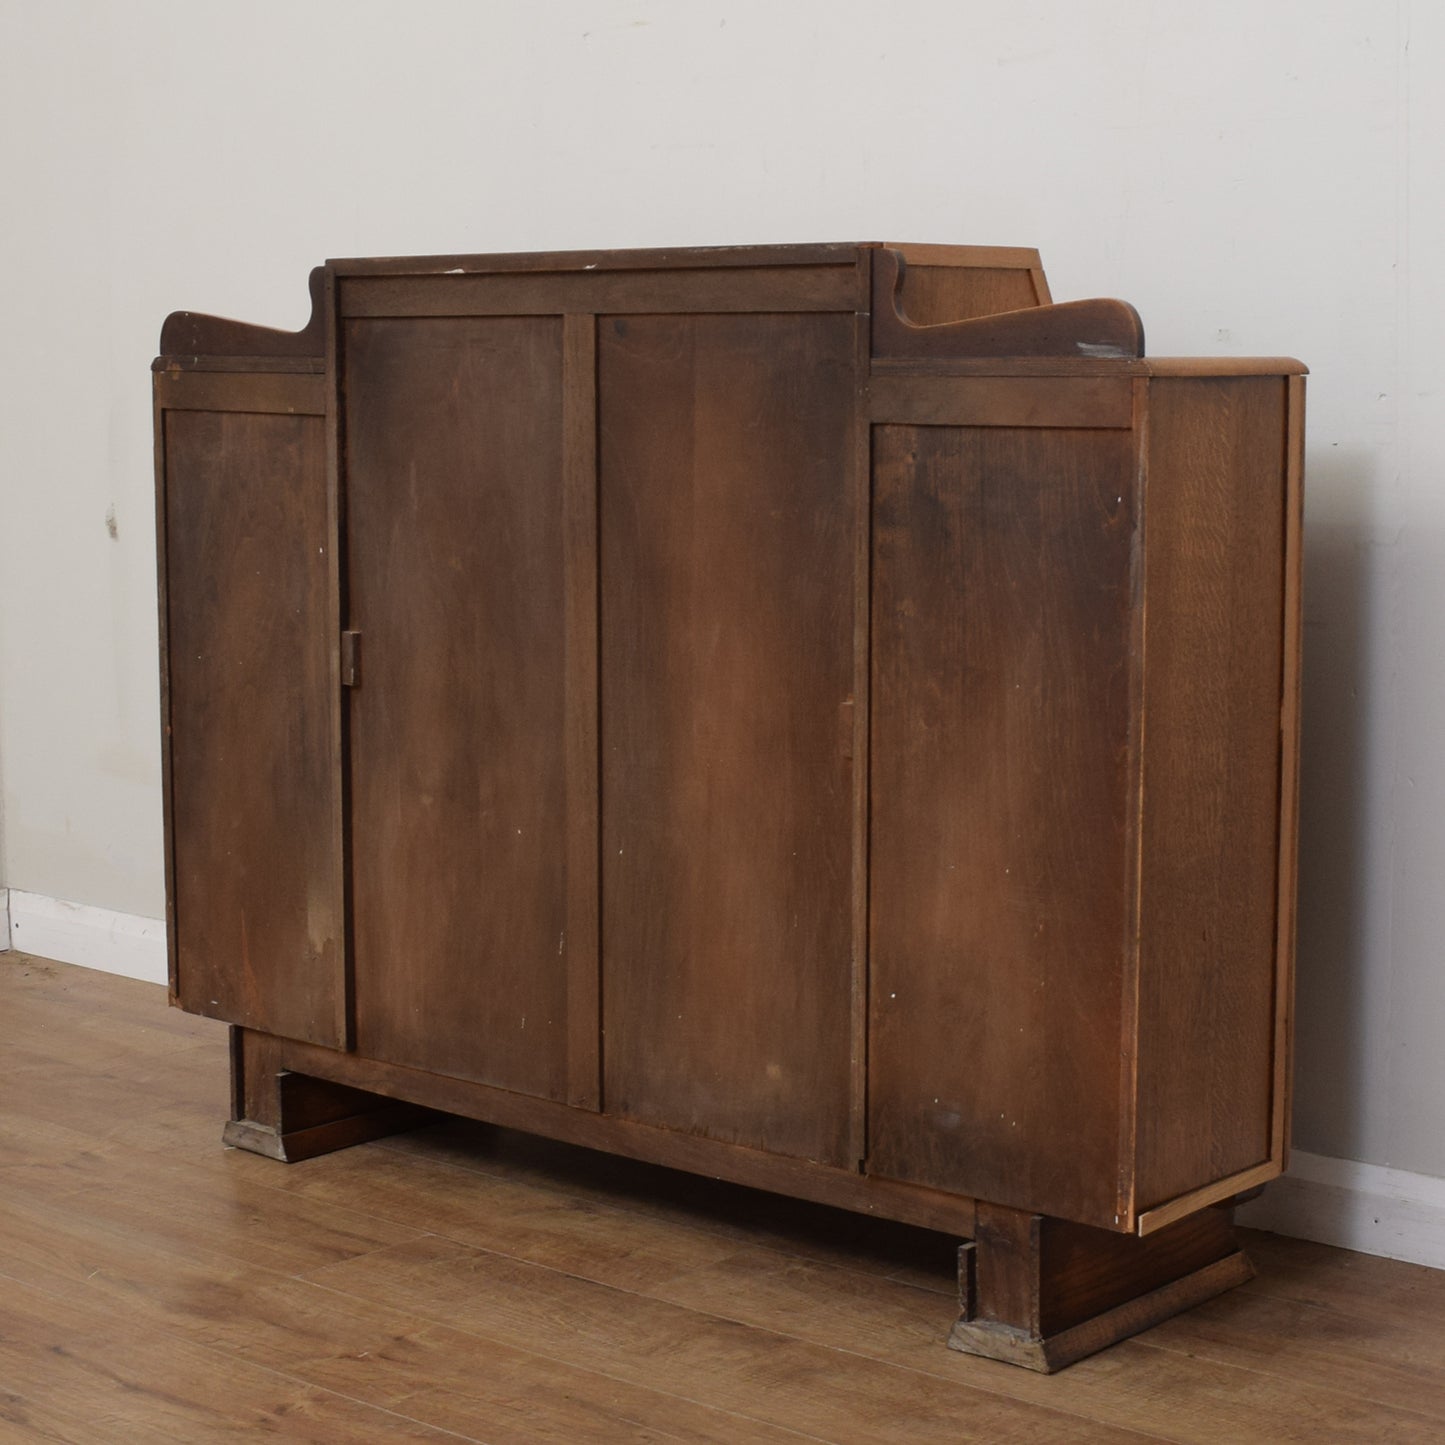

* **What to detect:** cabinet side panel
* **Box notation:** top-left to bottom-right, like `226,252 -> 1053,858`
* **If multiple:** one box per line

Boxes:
1133,377 -> 1287,1211
164,410 -> 343,1045
868,423 -> 1135,1228
345,316 -> 570,1100
599,312 -> 857,1167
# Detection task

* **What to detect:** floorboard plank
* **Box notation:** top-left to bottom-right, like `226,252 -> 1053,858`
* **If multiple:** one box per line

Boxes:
0,1205 -> 837,1445
0,1275 -> 480,1444
0,1146 -> 829,1439
299,1234 -> 1166,1443
6,953 -> 1445,1443
284,1122 -> 1445,1441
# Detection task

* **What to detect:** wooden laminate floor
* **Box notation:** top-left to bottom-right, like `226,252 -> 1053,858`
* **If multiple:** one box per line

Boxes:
2,954 -> 1443,1443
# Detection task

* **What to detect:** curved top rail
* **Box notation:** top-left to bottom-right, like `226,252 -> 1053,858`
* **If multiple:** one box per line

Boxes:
872,248 -> 1144,361
158,266 -> 326,359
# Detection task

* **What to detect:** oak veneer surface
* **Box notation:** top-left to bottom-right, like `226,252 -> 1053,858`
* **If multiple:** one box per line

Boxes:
869,423 -> 1136,1228
4,954 -> 1444,1444
344,316 -> 570,1099
893,259 -> 1045,325
161,408 -> 343,1048
153,244 -> 1301,1278
598,311 -> 857,1166
1132,377 -> 1289,1212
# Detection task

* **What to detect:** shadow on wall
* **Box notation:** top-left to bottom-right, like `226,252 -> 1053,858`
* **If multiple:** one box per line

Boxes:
1289,448 -> 1374,1163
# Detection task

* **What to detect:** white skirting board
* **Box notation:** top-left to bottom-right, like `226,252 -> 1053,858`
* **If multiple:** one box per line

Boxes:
2,889 -> 167,985
3,886 -> 1444,1275
1237,1151 -> 1445,1272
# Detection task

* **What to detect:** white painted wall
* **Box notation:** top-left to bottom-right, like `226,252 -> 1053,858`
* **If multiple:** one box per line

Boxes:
1,2 -> 1441,1203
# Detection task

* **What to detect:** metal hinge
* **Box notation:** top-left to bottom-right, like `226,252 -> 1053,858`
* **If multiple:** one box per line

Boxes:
340,631 -> 361,688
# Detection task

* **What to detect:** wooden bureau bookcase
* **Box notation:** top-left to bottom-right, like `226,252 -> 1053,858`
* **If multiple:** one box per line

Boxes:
153,243 -> 1304,1371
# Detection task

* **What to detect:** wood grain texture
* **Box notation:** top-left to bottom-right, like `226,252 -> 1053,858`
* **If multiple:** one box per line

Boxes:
233,1028 -> 980,1236
869,373 -> 1134,428
228,1028 -> 432,1161
869,422 -> 1136,1228
340,265 -> 860,318
1118,378 -> 1151,1228
330,240 -> 867,275
1274,374 -> 1307,1168
598,311 -> 858,1167
10,956 -> 1443,1442
344,316 -> 570,1099
1135,1161 -> 1281,1236
162,408 -> 343,1046
1038,1206 -> 1240,1335
882,240 -> 1054,327
872,250 -> 1143,361
0,1278 -> 466,1443
848,311 -> 872,1168
891,260 -> 1043,326
974,1204 -> 1044,1335
152,353 -> 328,375
563,314 -> 602,1111
153,368 -> 327,414
159,264 -> 326,360
884,244 -> 1043,268
870,356 -> 1307,378
952,1251 -> 1254,1373
153,384 -> 177,1001
1132,377 -> 1289,1212
153,248 -> 1303,1349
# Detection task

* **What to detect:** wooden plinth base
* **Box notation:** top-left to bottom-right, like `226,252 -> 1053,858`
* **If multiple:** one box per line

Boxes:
950,1249 -> 1254,1371
223,1026 -> 1254,1372
222,1102 -> 432,1163
947,1201 -> 1252,1372
224,1025 -> 433,1163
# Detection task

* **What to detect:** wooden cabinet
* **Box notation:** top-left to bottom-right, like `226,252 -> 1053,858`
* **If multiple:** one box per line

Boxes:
154,243 -> 1304,1370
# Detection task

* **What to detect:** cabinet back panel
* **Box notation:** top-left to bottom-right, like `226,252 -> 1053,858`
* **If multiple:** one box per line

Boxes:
345,316 -> 570,1099
163,409 -> 344,1046
599,312 -> 857,1166
869,423 -> 1135,1228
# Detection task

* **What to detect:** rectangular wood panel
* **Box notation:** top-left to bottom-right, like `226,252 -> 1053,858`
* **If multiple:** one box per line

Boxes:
869,422 -> 1136,1228
345,316 -> 571,1100
340,265 -> 861,319
153,370 -> 327,415
162,408 -> 343,1046
1132,377 -> 1288,1212
599,312 -> 858,1167
868,375 -> 1133,429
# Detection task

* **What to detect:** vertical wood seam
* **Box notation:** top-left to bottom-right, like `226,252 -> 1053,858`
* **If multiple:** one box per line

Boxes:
325,266 -> 353,1053
564,313 -> 602,1112
850,302 -> 872,1170
1116,375 -> 1151,1229
1272,374 -> 1306,1167
153,386 -> 180,1004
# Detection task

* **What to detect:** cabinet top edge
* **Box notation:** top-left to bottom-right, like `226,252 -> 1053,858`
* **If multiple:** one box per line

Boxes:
871,355 -> 1309,379
325,241 -> 1042,276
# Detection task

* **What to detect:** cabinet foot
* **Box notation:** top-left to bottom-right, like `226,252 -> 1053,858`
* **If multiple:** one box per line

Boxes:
949,1201 -> 1253,1372
225,1026 -> 433,1163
